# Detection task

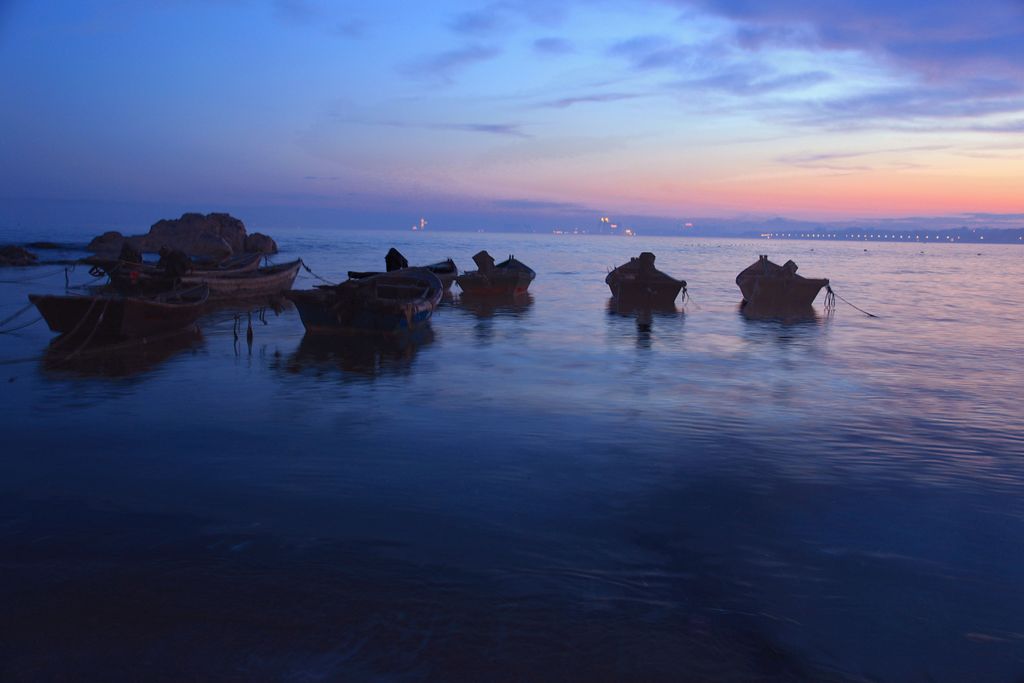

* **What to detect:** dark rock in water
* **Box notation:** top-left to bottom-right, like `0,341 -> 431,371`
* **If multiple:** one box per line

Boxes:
26,241 -> 62,250
0,245 -> 39,266
85,212 -> 266,260
244,232 -> 278,255
147,212 -> 246,256
87,230 -> 126,254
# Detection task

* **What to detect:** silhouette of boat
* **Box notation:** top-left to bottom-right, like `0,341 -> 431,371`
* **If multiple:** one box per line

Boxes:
105,259 -> 300,300
282,326 -> 434,381
736,255 -> 829,311
42,328 -> 204,378
605,252 -> 686,305
84,252 -> 261,280
176,260 -> 300,299
287,267 -> 443,334
347,248 -> 458,290
456,251 -> 535,295
29,285 -> 209,341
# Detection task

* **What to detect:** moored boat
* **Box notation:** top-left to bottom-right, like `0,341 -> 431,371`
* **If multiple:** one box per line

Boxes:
736,255 -> 829,311
104,259 -> 301,299
348,248 -> 459,290
84,251 -> 262,281
29,285 -> 209,341
605,252 -> 685,304
456,251 -> 535,296
286,267 -> 443,334
180,259 -> 301,299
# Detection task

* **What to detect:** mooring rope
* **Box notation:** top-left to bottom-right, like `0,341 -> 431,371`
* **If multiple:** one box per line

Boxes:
0,267 -> 69,284
0,302 -> 35,328
299,259 -> 336,286
47,325 -> 201,366
0,315 -> 43,335
681,287 -> 701,310
50,297 -> 102,349
60,298 -> 112,361
826,285 -> 877,318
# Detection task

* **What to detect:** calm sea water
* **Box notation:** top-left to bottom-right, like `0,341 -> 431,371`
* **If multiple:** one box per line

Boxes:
1,228 -> 1023,682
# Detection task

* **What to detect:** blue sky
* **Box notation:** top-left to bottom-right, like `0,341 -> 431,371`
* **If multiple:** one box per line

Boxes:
1,0 -> 1022,231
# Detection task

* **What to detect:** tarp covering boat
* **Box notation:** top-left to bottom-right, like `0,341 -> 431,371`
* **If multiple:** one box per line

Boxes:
287,267 -> 443,334
605,252 -> 686,305
735,255 -> 829,312
456,251 -> 535,296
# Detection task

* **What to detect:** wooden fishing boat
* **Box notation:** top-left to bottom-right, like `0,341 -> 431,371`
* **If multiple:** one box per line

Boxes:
105,259 -> 301,299
736,255 -> 829,311
422,258 -> 458,289
456,251 -> 535,296
348,248 -> 459,290
42,328 -> 204,378
29,285 -> 209,341
180,259 -> 300,299
286,267 -> 443,334
605,252 -> 686,304
84,252 -> 261,280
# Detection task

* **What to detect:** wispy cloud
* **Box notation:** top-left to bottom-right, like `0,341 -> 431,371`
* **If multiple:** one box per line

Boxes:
800,83 -> 1024,128
334,18 -> 364,38
274,0 -> 319,24
401,45 -> 501,83
539,92 -> 644,108
533,36 -> 574,54
776,145 -> 947,171
335,113 -> 529,138
676,69 -> 830,95
608,34 -> 689,70
490,198 -> 589,212
450,6 -> 505,34
431,122 -> 529,137
683,0 -> 1024,80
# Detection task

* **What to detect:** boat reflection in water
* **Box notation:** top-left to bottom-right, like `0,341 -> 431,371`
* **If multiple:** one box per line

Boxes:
41,328 -> 205,379
455,292 -> 534,320
281,327 -> 435,382
738,301 -> 823,324
606,298 -> 683,348
738,304 -> 827,356
455,292 -> 535,344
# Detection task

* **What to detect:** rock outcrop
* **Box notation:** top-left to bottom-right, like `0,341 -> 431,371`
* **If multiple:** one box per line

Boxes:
86,213 -> 279,259
87,231 -> 126,253
0,245 -> 38,266
146,212 -> 246,256
244,232 -> 278,255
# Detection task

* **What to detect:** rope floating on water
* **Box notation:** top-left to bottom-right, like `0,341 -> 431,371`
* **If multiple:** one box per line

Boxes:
0,302 -> 35,328
0,267 -> 70,284
826,285 -> 877,318
0,315 -> 42,335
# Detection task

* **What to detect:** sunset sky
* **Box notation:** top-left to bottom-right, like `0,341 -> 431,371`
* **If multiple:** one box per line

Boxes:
1,0 -> 1022,230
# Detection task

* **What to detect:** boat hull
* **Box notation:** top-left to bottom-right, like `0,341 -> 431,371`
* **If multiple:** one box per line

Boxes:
350,259 -> 458,290
738,277 -> 828,310
736,256 -> 828,311
286,268 -> 443,335
456,257 -> 535,296
605,274 -> 684,304
605,253 -> 685,305
181,260 -> 300,299
88,252 -> 261,281
29,286 -> 209,341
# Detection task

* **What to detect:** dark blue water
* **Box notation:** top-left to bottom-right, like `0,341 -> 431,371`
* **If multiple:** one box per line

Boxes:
2,229 -> 1023,681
